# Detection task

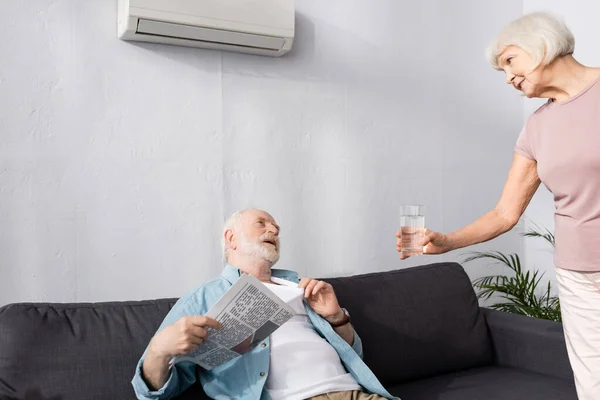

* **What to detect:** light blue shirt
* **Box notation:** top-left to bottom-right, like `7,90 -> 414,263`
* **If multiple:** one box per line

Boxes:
132,265 -> 398,400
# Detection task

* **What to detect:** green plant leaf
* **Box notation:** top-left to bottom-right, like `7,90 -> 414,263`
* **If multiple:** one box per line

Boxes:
466,229 -> 561,322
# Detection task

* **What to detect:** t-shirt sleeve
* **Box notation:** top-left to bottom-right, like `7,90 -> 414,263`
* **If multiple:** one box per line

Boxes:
514,124 -> 535,160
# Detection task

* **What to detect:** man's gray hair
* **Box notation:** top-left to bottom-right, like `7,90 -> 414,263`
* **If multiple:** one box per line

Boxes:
222,210 -> 247,262
486,12 -> 575,71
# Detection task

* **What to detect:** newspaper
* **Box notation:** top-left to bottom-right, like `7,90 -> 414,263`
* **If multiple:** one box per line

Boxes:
172,273 -> 295,370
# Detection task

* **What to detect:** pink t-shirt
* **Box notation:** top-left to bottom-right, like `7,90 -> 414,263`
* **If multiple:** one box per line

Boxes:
515,76 -> 600,271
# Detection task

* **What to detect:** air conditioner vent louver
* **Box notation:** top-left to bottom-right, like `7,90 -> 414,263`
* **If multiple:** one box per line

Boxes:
136,19 -> 285,52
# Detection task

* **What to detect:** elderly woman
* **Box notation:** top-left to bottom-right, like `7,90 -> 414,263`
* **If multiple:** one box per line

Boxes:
396,12 -> 600,400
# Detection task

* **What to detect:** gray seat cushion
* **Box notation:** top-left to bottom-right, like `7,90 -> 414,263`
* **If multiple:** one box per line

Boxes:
389,366 -> 577,400
324,263 -> 493,385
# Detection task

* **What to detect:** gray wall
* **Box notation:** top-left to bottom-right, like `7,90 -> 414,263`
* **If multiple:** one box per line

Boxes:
0,0 -> 524,305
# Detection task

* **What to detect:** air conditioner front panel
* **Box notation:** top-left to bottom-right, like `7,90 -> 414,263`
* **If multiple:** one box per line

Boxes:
130,0 -> 294,32
117,0 -> 294,57
137,19 -> 285,51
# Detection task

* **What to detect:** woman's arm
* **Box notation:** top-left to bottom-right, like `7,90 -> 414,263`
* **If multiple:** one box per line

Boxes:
397,153 -> 541,257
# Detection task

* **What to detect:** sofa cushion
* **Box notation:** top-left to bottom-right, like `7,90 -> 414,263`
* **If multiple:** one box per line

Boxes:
388,366 -> 577,400
324,262 -> 493,385
0,300 -> 209,400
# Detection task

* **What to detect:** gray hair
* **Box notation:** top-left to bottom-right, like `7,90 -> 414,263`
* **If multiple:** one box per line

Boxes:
222,209 -> 247,262
486,12 -> 575,71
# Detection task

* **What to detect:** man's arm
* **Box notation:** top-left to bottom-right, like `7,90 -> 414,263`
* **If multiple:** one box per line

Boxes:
141,352 -> 172,392
142,315 -> 221,390
325,309 -> 355,346
131,294 -> 220,400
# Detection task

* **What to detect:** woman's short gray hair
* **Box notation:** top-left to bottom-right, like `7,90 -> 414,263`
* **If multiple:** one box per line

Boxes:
486,12 -> 575,71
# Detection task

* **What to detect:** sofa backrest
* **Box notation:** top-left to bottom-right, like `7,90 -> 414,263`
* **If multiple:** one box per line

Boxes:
0,262 -> 492,398
324,262 -> 493,385
0,300 -> 209,400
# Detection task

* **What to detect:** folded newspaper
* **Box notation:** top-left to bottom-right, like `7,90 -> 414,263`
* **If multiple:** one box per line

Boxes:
172,273 -> 295,370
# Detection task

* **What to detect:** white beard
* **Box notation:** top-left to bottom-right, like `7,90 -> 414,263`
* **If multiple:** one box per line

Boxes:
238,233 -> 280,265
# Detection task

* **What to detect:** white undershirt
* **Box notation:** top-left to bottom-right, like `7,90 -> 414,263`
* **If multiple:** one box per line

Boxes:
264,277 -> 360,400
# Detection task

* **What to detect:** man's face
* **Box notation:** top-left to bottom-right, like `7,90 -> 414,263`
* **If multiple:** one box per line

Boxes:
235,210 -> 281,264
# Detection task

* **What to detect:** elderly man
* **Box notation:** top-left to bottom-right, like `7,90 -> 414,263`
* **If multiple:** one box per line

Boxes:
132,209 -> 395,400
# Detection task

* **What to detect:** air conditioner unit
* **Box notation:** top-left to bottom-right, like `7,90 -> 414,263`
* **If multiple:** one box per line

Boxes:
118,0 -> 295,57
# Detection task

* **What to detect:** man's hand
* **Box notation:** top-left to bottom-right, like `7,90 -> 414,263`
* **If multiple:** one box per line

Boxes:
142,316 -> 221,391
148,316 -> 221,360
298,278 -> 343,322
298,278 -> 354,345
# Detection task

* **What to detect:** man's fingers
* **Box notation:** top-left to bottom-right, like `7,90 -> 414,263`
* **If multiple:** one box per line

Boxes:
202,317 -> 222,330
396,229 -> 402,238
187,335 -> 205,347
298,277 -> 310,289
188,316 -> 222,330
312,281 -> 326,296
180,340 -> 202,355
304,280 -> 319,298
190,326 -> 208,340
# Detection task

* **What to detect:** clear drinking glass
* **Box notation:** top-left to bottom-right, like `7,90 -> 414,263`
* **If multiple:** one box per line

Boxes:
400,205 -> 425,257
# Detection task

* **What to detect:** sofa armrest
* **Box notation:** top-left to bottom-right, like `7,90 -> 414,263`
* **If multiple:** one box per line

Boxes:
482,308 -> 573,381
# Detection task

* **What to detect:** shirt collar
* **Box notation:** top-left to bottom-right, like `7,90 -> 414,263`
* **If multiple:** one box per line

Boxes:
221,264 -> 299,285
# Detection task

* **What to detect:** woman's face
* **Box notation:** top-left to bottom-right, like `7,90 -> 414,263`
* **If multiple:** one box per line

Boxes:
498,46 -> 548,98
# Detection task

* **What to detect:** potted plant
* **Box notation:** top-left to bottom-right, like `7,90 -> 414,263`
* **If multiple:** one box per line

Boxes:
464,224 -> 561,322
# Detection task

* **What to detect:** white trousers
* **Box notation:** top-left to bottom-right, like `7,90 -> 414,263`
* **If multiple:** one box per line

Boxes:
555,267 -> 600,400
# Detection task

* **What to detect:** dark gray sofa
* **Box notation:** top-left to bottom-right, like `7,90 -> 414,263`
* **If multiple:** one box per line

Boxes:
0,262 -> 576,400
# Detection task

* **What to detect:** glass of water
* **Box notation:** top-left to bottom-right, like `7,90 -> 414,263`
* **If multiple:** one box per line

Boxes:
400,205 -> 425,257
